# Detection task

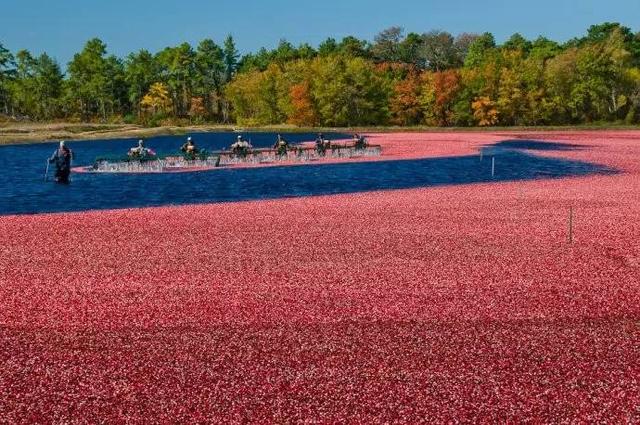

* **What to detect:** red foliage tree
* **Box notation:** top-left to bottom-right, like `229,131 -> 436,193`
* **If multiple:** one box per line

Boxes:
287,82 -> 318,126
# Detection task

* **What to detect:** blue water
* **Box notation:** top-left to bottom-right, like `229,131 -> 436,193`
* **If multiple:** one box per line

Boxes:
0,133 -> 615,216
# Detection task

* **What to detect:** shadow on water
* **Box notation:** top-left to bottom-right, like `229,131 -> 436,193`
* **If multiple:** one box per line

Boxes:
488,139 -> 588,151
0,135 -> 616,215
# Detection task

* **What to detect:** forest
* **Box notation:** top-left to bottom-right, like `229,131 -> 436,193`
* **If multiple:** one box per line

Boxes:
0,22 -> 639,127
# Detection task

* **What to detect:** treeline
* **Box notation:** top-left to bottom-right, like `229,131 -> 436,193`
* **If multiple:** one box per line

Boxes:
1,23 -> 639,127
0,36 -> 240,124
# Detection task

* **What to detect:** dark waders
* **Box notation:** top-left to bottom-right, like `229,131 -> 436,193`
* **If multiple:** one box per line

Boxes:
55,166 -> 71,184
50,148 -> 73,184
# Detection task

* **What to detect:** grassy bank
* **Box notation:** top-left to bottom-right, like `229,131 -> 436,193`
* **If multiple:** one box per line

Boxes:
0,123 -> 236,145
1,121 -> 639,145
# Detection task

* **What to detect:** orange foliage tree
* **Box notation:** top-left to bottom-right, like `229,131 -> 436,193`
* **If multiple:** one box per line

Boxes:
189,96 -> 206,121
287,81 -> 318,126
472,96 -> 499,126
389,73 -> 423,125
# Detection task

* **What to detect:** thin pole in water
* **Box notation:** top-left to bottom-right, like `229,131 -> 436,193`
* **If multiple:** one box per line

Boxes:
491,157 -> 495,177
568,206 -> 574,244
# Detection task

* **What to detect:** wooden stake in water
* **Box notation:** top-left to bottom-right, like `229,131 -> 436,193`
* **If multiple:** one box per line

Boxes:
568,207 -> 574,244
491,157 -> 495,177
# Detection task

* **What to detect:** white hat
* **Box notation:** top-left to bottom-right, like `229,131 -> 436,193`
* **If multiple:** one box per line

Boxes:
188,137 -> 192,141
59,140 -> 65,146
237,135 -> 242,139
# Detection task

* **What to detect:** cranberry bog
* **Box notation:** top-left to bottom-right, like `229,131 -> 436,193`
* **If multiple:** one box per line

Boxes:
1,131 -> 639,422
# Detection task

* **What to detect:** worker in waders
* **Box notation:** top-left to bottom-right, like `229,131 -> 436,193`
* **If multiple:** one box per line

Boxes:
49,141 -> 73,184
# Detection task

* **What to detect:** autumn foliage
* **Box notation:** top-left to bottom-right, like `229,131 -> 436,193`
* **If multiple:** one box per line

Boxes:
287,82 -> 318,126
421,70 -> 462,126
472,96 -> 499,126
223,28 -> 640,127
389,73 -> 423,125
188,96 -> 206,121
140,82 -> 173,115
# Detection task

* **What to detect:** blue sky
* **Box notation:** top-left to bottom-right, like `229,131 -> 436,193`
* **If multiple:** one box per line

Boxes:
1,0 -> 639,66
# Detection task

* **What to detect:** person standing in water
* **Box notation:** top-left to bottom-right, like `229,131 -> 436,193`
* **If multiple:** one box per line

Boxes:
49,141 -> 74,184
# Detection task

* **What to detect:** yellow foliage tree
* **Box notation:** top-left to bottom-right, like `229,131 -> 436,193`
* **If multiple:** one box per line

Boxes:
140,82 -> 173,115
472,96 -> 499,126
625,67 -> 640,122
225,64 -> 288,125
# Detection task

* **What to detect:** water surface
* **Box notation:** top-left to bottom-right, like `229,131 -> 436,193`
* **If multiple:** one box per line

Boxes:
0,135 -> 614,215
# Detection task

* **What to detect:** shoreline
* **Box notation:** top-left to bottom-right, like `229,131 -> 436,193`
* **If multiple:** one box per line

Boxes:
1,122 -> 639,146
